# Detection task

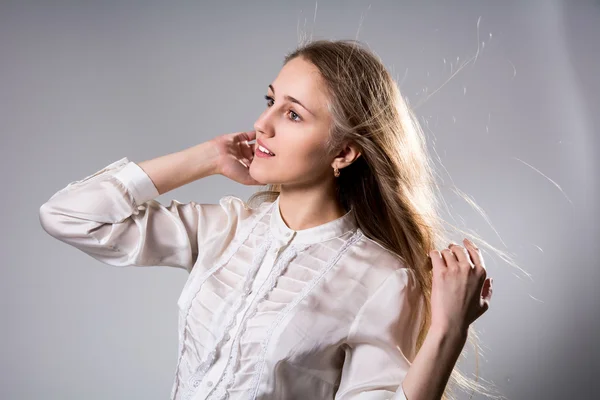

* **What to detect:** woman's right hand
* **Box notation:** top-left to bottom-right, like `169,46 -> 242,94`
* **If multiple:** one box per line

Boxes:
212,130 -> 261,185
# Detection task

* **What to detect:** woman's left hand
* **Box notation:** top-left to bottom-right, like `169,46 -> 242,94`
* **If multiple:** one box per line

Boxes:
429,238 -> 493,336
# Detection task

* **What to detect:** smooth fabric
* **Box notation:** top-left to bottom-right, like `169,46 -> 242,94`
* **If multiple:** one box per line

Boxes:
39,157 -> 425,400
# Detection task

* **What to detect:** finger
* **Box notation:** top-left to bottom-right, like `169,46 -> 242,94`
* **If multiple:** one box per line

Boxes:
429,250 -> 447,272
237,158 -> 250,169
240,140 -> 255,162
232,160 -> 261,185
463,238 -> 486,271
441,248 -> 458,270
480,298 -> 490,315
243,130 -> 257,141
481,277 -> 493,302
475,277 -> 493,318
242,135 -> 256,156
448,243 -> 474,269
237,131 -> 256,152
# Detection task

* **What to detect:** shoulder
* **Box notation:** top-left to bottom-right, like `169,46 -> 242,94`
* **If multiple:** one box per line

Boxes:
209,195 -> 274,225
346,230 -> 419,295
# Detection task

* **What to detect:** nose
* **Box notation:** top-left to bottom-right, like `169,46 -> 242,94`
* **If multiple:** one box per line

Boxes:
253,107 -> 275,137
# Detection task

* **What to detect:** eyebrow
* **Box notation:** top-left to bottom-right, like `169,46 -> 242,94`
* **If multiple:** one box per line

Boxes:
268,84 -> 315,117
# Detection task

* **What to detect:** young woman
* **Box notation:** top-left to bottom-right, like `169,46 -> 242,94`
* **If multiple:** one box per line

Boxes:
40,40 -> 493,400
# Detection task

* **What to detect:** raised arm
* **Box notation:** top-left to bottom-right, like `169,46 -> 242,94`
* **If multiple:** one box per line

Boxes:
39,131 -> 260,272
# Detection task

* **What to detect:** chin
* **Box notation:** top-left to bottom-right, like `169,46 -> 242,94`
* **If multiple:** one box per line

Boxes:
250,165 -> 288,187
249,165 -> 273,186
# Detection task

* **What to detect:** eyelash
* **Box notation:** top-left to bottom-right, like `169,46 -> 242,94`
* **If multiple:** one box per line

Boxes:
264,95 -> 302,122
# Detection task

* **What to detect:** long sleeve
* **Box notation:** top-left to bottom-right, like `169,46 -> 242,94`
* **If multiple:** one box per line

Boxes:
39,157 -> 249,273
334,268 -> 424,400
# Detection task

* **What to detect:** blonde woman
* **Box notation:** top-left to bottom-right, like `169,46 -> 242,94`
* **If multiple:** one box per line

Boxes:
40,40 -> 494,400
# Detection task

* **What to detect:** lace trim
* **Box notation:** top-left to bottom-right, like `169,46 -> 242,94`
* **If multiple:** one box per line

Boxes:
208,229 -> 363,400
180,229 -> 273,400
206,241 -> 311,399
197,232 -> 274,398
171,201 -> 276,400
247,230 -> 364,399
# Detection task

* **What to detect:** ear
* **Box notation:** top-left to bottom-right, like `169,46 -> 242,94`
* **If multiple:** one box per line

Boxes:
331,141 -> 362,170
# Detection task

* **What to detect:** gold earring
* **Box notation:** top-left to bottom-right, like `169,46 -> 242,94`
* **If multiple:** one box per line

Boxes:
333,167 -> 340,177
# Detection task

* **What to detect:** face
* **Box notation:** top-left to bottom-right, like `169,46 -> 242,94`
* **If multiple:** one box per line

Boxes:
250,57 -> 338,187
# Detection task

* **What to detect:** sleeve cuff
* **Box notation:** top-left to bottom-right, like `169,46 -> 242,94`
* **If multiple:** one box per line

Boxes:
112,161 -> 160,206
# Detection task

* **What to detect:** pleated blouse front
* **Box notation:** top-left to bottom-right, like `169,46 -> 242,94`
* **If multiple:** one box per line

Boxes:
39,157 -> 425,400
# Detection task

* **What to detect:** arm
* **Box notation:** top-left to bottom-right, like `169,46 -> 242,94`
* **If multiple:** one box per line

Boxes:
399,239 -> 492,400
39,140 -> 246,272
334,267 -> 467,400
137,140 -> 219,195
401,325 -> 467,400
402,240 -> 492,400
335,241 -> 491,400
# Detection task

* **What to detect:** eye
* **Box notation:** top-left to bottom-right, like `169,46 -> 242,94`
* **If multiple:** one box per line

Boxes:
264,95 -> 274,107
264,95 -> 302,123
287,110 -> 301,122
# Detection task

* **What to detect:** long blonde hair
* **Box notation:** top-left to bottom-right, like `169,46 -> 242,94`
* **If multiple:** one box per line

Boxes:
248,39 -> 513,400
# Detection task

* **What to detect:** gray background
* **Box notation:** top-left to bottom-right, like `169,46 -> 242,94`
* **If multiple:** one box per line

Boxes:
1,0 -> 598,399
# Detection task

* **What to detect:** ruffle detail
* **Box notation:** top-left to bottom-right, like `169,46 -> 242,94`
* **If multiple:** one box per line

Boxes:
205,230 -> 364,400
171,198 -> 365,400
205,240 -> 312,399
171,202 -> 274,400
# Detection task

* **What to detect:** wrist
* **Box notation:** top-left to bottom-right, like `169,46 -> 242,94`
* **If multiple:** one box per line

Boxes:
186,140 -> 222,178
429,322 -> 469,344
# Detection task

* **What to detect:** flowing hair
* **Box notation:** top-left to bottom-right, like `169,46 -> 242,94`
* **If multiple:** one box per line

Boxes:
248,39 -> 517,400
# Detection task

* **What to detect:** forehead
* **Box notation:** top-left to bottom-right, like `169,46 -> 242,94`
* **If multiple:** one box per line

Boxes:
271,57 -> 329,116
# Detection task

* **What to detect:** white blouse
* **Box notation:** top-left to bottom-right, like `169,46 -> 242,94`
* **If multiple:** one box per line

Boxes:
39,157 -> 425,400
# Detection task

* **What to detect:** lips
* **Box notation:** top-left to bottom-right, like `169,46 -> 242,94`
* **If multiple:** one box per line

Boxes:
256,139 -> 275,156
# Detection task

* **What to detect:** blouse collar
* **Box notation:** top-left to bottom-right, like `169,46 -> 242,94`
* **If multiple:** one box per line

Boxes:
269,195 -> 358,245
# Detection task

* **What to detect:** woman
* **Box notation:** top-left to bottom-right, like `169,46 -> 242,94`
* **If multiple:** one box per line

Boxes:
40,40 -> 493,400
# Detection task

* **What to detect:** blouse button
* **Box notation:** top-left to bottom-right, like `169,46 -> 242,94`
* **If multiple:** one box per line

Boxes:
224,333 -> 231,341
206,380 -> 213,387
191,379 -> 201,388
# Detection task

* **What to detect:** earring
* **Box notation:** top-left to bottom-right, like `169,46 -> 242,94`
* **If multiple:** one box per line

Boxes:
333,167 -> 340,177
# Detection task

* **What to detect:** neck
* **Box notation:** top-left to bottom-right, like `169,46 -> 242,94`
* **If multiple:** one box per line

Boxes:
278,181 -> 347,231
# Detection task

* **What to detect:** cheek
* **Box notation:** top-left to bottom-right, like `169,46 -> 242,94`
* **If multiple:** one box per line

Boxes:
281,138 -> 328,169
250,127 -> 331,183
250,140 -> 326,183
